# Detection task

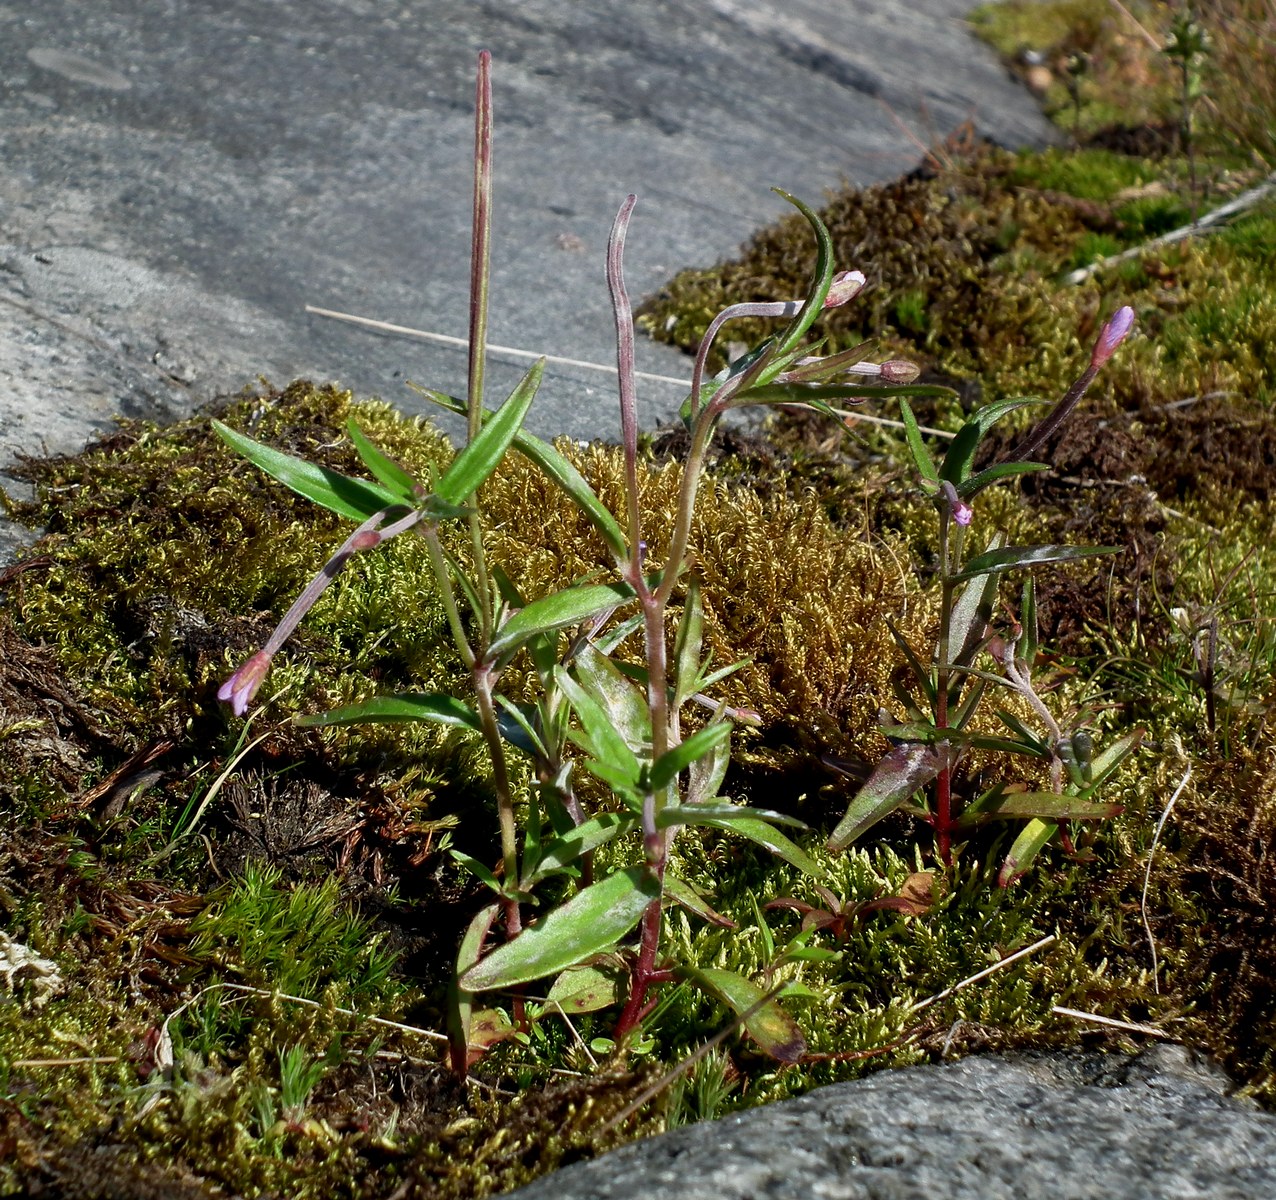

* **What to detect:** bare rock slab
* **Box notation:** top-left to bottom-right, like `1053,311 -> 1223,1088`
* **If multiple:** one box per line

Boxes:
504,1048 -> 1276,1200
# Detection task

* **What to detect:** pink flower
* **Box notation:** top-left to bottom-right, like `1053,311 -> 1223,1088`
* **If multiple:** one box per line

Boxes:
217,649 -> 272,716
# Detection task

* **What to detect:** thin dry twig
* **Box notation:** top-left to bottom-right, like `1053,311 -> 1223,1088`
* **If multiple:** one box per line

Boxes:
1141,763 -> 1193,994
909,933 -> 1057,1013
1063,171 -> 1276,284
305,305 -> 935,438
306,304 -> 689,387
1051,1005 -> 1178,1039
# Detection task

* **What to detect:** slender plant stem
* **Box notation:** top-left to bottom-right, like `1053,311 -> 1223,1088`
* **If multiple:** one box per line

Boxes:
422,528 -> 476,672
934,511 -> 955,863
473,667 -> 521,939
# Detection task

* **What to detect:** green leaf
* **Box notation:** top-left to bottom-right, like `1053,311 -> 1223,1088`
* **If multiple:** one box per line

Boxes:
213,420 -> 400,522
459,867 -> 659,991
434,360 -> 543,506
959,460 -> 1049,499
571,642 -> 651,758
939,419 -> 982,486
647,723 -> 733,793
545,963 -> 623,1015
686,730 -> 731,806
827,743 -> 956,852
554,669 -> 643,798
450,849 -> 503,894
683,966 -> 806,1063
767,191 -> 834,364
656,803 -> 806,831
970,396 -> 1047,435
879,721 -> 1038,758
489,582 -> 635,661
949,536 -> 1003,667
692,814 -> 824,878
957,791 -> 1123,825
951,543 -> 1122,583
522,811 -> 638,885
886,617 -> 936,706
420,388 -> 628,559
900,398 -> 940,488
673,580 -> 704,710
295,693 -> 481,731
998,819 -> 1056,887
449,902 -> 499,1072
346,420 -> 421,504
1085,729 -> 1143,791
662,870 -> 736,929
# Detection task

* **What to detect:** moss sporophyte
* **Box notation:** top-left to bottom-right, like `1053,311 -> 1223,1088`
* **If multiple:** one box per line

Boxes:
214,51 -> 1137,1080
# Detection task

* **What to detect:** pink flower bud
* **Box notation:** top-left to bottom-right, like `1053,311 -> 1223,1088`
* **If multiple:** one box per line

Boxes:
218,649 -> 273,717
880,359 -> 920,384
940,480 -> 973,526
823,270 -> 867,309
1089,305 -> 1135,369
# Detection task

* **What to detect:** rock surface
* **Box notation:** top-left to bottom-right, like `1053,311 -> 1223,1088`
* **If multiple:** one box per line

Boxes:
504,1046 -> 1276,1200
0,0 -> 1056,560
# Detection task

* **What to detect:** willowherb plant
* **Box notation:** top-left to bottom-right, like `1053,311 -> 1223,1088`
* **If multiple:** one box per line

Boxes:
214,52 -> 1142,1076
213,52 -> 947,1075
825,304 -> 1141,885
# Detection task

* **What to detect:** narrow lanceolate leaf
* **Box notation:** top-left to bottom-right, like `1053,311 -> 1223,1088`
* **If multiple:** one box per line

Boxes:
213,420 -> 400,521
827,743 -> 956,852
662,870 -> 737,929
434,359 -> 543,505
656,803 -> 806,831
998,819 -> 1056,887
957,791 -> 1123,826
686,732 -> 731,806
684,966 -> 806,1063
951,543 -> 1121,583
647,723 -> 734,793
489,582 -> 635,661
572,642 -> 651,758
683,812 -> 824,879
459,866 -> 659,991
969,395 -> 1047,436
673,580 -> 704,711
522,811 -> 638,886
947,534 -> 1003,667
959,460 -> 1049,499
295,693 -> 481,731
767,191 -> 835,365
938,419 -> 982,486
420,386 -> 628,559
450,902 -> 499,1072
1086,729 -> 1143,790
346,419 -> 422,503
553,668 -> 642,795
900,398 -> 940,488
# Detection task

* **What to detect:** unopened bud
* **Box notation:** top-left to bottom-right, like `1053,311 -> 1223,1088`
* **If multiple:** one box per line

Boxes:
939,480 -> 973,526
880,359 -> 920,384
823,270 -> 867,309
1090,305 -> 1135,369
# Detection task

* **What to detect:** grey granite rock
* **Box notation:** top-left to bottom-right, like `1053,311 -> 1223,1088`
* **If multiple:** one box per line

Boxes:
0,0 -> 1056,561
504,1047 -> 1276,1200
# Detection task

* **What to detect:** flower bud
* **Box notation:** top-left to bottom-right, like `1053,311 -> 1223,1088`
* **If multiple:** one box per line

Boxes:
939,480 -> 973,526
1089,305 -> 1135,369
880,359 -> 920,384
823,270 -> 867,309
